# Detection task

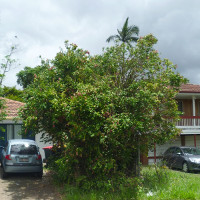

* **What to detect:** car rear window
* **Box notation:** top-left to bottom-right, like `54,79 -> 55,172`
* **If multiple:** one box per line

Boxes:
10,144 -> 38,155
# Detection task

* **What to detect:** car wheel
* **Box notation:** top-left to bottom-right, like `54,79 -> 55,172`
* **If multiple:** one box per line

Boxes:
1,167 -> 7,179
182,162 -> 189,173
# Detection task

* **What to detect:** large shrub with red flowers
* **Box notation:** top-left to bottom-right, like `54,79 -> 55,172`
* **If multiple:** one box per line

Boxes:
19,35 -> 186,187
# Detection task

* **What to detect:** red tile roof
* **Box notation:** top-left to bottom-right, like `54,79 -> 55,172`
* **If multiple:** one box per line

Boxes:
0,98 -> 24,119
179,84 -> 200,93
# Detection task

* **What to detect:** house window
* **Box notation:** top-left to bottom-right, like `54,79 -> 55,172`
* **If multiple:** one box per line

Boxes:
7,125 -> 13,140
7,125 -> 22,140
177,101 -> 183,112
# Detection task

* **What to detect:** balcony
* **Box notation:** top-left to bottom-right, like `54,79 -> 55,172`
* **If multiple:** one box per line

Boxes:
176,116 -> 200,133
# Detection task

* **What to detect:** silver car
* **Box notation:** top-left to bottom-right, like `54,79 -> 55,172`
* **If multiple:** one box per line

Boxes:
1,139 -> 43,178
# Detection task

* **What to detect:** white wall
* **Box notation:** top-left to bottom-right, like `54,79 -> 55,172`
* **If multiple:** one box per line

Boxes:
185,135 -> 195,147
184,135 -> 200,148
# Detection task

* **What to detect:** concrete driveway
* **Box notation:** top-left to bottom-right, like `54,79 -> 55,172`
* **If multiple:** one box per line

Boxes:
0,168 -> 61,200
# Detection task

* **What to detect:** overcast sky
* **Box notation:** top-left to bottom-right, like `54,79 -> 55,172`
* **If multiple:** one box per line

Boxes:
0,0 -> 200,88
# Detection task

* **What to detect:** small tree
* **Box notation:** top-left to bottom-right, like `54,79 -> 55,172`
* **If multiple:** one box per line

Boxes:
17,65 -> 47,89
0,44 -> 18,86
0,40 -> 18,136
19,35 -> 186,187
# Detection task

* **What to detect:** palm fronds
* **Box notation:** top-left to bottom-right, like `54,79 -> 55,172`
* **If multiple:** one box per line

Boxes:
106,17 -> 139,45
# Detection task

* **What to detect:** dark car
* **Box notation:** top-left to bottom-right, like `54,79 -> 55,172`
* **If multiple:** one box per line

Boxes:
1,139 -> 43,178
163,146 -> 200,172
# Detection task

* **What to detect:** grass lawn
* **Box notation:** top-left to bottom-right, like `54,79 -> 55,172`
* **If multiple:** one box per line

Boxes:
58,166 -> 200,200
140,166 -> 200,200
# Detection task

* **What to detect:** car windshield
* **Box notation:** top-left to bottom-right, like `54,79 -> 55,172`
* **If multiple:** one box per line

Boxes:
182,148 -> 200,155
10,144 -> 38,155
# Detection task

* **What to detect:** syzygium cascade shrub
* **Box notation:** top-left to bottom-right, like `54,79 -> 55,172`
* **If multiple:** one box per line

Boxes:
19,35 -> 187,187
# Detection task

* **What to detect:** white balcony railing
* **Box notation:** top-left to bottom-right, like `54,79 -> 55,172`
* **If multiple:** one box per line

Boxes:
176,116 -> 200,127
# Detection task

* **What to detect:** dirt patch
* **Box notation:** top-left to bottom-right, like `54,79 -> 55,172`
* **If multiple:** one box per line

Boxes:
0,168 -> 61,200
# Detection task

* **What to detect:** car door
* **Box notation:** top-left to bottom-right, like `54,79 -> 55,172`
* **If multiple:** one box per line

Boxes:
167,147 -> 177,168
163,147 -> 175,167
172,147 -> 185,169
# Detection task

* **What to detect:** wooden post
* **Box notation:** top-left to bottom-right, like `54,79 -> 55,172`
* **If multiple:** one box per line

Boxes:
181,135 -> 185,146
192,97 -> 196,126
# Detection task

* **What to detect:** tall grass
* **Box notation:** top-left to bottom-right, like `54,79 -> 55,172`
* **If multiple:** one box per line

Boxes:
140,165 -> 200,200
58,176 -> 140,200
57,165 -> 200,200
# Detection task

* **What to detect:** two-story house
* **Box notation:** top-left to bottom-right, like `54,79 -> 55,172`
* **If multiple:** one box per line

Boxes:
141,84 -> 200,165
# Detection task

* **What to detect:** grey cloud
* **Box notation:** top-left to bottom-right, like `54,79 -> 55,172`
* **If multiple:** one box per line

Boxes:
1,0 -> 200,87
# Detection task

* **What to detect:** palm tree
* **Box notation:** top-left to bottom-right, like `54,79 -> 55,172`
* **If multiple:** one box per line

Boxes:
106,17 -> 139,45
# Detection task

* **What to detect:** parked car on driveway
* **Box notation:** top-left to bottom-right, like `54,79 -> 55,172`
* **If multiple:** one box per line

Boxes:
1,139 -> 43,179
163,146 -> 200,172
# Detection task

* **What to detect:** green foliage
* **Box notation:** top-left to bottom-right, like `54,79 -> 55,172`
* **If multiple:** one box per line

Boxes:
141,165 -> 170,192
1,86 -> 24,102
16,65 -> 47,89
60,175 -> 140,200
0,97 -> 7,125
19,35 -> 186,186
